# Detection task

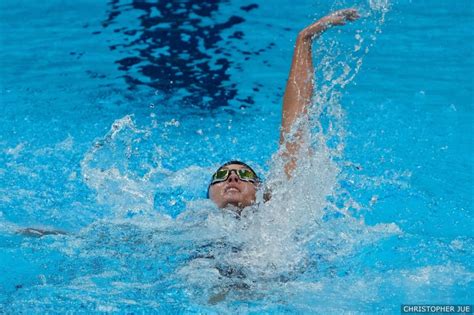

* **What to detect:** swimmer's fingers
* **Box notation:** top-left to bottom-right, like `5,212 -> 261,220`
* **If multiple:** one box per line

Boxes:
337,8 -> 360,21
323,9 -> 360,26
298,9 -> 359,40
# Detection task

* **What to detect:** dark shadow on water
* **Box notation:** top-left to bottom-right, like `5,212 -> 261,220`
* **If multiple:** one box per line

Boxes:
99,0 -> 262,109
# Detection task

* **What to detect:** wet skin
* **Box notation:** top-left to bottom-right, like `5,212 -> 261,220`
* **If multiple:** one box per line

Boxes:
208,164 -> 258,212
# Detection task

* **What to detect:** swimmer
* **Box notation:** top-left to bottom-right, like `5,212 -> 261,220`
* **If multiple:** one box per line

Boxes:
18,9 -> 359,237
208,9 -> 360,214
206,12 -> 360,301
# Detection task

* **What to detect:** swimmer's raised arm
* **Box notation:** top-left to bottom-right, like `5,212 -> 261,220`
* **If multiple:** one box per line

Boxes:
280,9 -> 359,176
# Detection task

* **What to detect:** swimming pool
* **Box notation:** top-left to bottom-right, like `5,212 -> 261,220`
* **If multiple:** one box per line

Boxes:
0,0 -> 472,313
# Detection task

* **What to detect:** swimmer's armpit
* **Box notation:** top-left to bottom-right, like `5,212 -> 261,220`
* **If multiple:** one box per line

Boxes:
17,227 -> 67,238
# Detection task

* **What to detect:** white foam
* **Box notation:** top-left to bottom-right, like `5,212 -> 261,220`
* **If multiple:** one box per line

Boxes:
74,2 -> 400,306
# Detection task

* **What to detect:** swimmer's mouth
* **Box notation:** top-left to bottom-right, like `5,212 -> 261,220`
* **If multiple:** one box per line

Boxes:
225,186 -> 240,193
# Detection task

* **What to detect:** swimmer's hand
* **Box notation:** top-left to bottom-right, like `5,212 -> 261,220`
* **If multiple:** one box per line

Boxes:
17,227 -> 67,238
298,9 -> 360,40
280,8 -> 359,177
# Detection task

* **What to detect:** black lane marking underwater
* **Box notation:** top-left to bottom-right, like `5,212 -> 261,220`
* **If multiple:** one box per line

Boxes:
99,0 -> 261,109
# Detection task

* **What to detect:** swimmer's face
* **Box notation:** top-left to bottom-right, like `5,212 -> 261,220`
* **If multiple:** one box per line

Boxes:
209,164 -> 258,212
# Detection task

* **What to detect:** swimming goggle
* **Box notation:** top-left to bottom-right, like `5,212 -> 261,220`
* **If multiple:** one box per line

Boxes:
210,168 -> 258,185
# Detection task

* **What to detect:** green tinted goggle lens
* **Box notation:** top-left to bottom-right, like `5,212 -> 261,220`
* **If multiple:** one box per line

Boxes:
211,169 -> 257,184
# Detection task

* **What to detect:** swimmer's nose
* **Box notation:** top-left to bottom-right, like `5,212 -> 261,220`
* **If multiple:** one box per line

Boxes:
227,171 -> 240,183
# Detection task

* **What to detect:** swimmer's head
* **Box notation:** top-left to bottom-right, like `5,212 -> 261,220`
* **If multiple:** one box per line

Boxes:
208,161 -> 260,212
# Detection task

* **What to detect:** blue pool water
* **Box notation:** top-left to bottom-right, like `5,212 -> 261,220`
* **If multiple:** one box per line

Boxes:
0,0 -> 472,313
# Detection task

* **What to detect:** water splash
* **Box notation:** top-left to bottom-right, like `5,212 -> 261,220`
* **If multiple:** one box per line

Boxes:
228,0 -> 398,278
80,115 -> 162,217
75,0 -> 401,308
